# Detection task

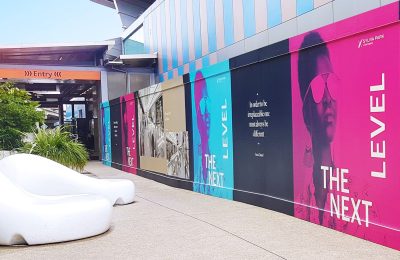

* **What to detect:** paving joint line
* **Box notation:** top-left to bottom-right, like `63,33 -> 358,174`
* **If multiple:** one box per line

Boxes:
136,195 -> 287,260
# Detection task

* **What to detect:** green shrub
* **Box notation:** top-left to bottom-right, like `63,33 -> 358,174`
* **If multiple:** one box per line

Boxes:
22,127 -> 89,172
0,82 -> 44,150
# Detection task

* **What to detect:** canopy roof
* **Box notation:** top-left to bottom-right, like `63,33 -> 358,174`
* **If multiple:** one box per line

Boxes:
0,41 -> 114,66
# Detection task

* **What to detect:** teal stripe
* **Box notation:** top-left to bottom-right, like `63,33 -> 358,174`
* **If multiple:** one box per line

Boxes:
202,56 -> 209,68
180,0 -> 189,64
189,61 -> 196,72
160,2 -> 168,72
152,13 -> 158,52
170,0 -> 178,68
243,0 -> 256,38
223,0 -> 234,46
193,0 -> 202,59
206,0 -> 217,53
297,0 -> 314,15
267,0 -> 282,28
178,66 -> 184,76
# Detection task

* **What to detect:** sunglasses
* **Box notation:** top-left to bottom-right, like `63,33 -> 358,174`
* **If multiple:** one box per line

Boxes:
303,73 -> 340,104
199,96 -> 211,115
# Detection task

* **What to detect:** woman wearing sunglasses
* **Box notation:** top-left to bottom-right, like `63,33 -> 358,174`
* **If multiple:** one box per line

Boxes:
194,71 -> 211,193
298,31 -> 340,226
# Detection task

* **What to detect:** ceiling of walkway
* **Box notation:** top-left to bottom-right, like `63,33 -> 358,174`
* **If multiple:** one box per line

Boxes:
12,82 -> 97,108
0,43 -> 111,66
0,43 -> 107,107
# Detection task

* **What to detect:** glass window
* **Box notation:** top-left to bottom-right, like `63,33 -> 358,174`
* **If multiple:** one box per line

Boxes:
74,104 -> 86,118
64,104 -> 72,122
129,73 -> 151,92
124,26 -> 145,54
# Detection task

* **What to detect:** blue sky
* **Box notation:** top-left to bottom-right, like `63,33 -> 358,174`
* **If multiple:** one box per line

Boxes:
0,0 -> 122,45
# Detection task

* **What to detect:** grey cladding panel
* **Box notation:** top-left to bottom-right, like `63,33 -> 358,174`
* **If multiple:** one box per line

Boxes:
244,30 -> 269,53
216,41 -> 246,63
297,3 -> 333,34
333,0 -> 380,22
268,18 -> 298,45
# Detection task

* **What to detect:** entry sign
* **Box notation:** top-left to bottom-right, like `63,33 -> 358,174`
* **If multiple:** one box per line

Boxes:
0,69 -> 100,80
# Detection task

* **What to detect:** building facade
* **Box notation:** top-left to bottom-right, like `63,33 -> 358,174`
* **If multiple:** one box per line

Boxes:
96,0 -> 400,250
118,0 -> 397,81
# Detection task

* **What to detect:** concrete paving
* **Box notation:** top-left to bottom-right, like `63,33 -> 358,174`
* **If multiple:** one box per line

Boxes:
1,161 -> 399,259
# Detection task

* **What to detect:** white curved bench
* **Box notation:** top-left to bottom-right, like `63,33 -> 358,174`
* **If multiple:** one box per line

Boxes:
0,171 -> 112,245
0,154 -> 135,205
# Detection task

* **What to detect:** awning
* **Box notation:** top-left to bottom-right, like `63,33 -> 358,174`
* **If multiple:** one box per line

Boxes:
107,53 -> 157,67
0,41 -> 114,66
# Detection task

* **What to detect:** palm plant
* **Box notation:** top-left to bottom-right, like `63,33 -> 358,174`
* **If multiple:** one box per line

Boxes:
22,127 -> 89,171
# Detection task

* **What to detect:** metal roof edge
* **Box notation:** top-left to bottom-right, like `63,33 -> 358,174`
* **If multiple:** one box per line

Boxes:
0,40 -> 116,49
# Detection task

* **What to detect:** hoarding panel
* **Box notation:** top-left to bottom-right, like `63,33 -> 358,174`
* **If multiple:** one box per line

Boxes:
231,40 -> 294,214
190,61 -> 234,199
120,93 -> 138,174
290,15 -> 400,249
101,101 -> 112,166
